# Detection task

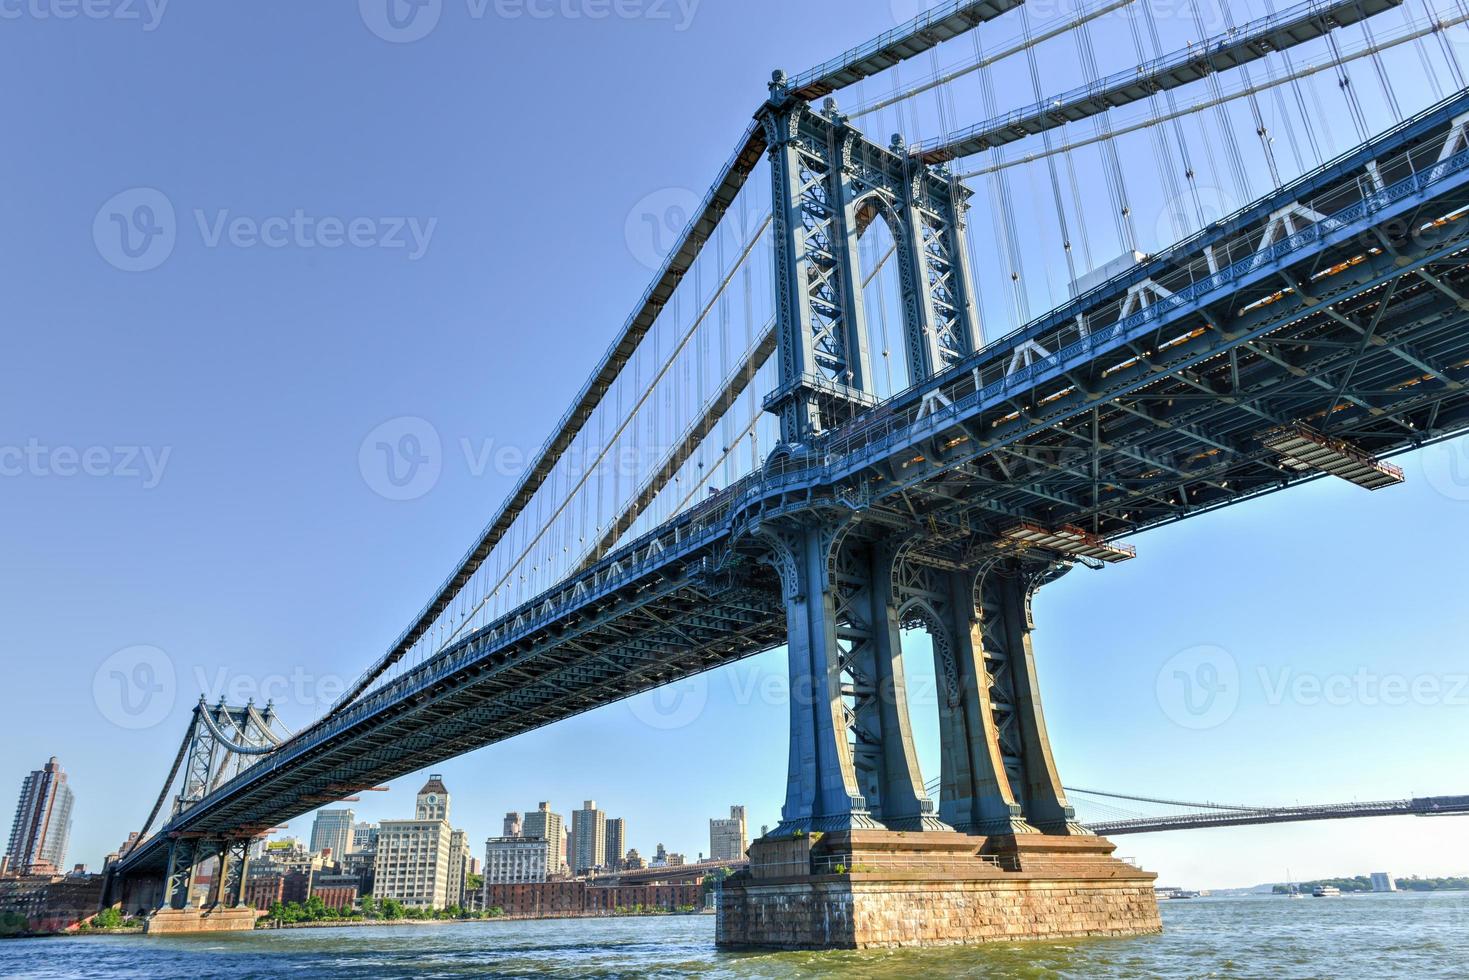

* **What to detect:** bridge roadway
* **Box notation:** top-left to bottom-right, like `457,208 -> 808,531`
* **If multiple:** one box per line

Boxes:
117,90 -> 1469,876
1089,795 -> 1469,836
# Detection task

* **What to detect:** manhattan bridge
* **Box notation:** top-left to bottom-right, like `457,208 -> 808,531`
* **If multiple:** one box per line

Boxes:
109,0 -> 1469,942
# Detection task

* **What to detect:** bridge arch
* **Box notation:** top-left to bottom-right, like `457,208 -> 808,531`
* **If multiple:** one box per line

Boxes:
852,191 -> 916,399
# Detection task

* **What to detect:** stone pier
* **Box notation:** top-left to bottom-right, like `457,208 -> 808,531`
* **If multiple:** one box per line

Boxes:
145,907 -> 259,935
717,831 -> 1159,950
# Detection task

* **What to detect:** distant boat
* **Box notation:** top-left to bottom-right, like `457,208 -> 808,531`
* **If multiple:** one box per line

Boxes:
1285,869 -> 1306,899
1312,885 -> 1342,898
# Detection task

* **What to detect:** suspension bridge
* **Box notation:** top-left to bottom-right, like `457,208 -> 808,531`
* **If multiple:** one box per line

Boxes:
103,0 -> 1469,947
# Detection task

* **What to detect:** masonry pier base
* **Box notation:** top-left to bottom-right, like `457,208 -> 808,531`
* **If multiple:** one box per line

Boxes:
144,906 -> 258,935
716,831 -> 1160,950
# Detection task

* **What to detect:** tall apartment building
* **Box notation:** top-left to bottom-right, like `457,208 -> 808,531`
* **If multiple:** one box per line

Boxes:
483,836 -> 551,886
604,817 -> 626,871
447,830 -> 472,908
3,758 -> 74,876
309,808 -> 356,859
373,775 -> 456,908
503,812 -> 522,838
709,805 -> 747,862
521,802 -> 565,876
570,801 -> 606,875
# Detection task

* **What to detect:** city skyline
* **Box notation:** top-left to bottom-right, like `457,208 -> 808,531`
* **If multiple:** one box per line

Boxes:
3,0 -> 1469,899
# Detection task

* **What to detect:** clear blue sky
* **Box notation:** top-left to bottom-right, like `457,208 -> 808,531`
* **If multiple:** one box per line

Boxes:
2,1 -> 1468,889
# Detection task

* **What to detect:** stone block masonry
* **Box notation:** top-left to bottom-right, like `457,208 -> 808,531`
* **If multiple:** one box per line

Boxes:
717,831 -> 1160,950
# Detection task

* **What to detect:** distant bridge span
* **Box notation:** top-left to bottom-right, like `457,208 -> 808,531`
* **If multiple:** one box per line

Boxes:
1079,793 -> 1469,836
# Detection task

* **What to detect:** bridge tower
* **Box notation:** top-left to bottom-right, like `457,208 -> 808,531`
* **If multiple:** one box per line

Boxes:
720,76 -> 1158,950
759,79 -> 983,444
107,698 -> 278,934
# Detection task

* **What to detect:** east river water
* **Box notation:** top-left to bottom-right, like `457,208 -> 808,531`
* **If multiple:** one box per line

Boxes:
1,892 -> 1464,978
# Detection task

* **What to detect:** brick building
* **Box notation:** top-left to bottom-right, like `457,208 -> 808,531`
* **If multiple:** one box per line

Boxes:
311,874 -> 360,911
484,879 -> 702,917
243,873 -> 285,911
0,873 -> 105,933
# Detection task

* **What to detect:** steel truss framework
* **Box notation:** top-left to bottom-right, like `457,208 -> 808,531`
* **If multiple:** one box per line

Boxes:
117,62 -> 1469,881
760,97 -> 983,441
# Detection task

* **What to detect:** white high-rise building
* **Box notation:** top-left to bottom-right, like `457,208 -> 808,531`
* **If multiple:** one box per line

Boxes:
309,808 -> 355,859
484,836 -> 551,885
373,775 -> 457,908
709,805 -> 747,862
1371,872 -> 1398,892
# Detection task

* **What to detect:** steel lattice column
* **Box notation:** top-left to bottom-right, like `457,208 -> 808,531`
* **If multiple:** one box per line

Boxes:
891,134 -> 983,384
967,562 -> 1086,835
216,839 -> 251,908
850,540 -> 948,831
163,839 -> 200,911
760,96 -> 876,442
759,524 -> 943,834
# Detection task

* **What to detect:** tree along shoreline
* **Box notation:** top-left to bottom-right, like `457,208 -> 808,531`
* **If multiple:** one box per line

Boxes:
1271,875 -> 1469,894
